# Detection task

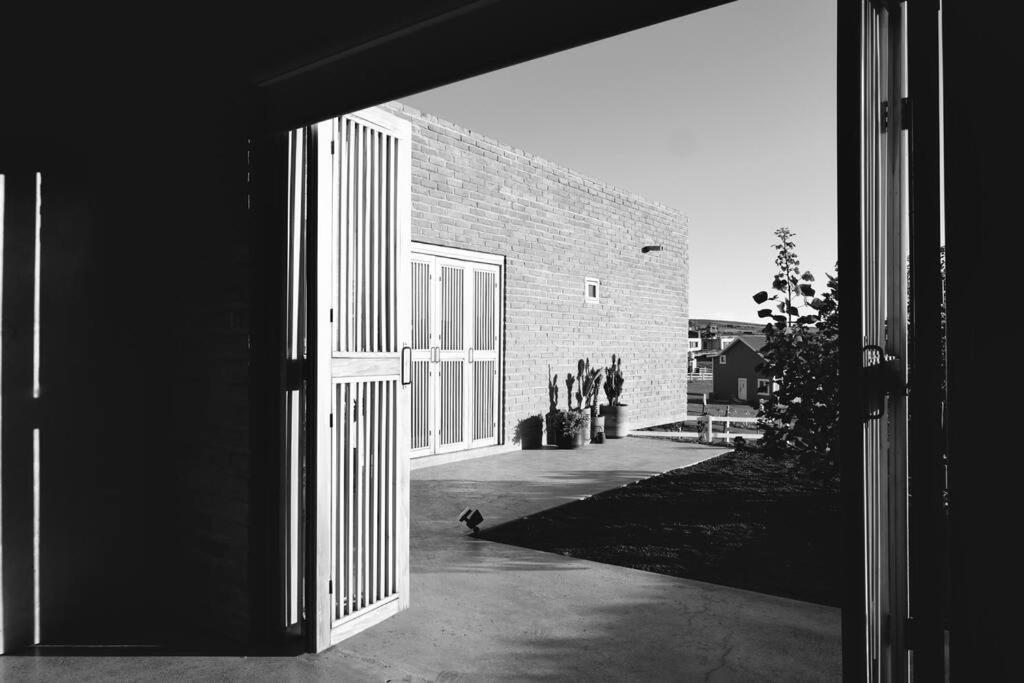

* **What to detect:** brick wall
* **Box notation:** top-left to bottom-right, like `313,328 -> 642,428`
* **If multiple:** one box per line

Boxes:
384,102 -> 689,438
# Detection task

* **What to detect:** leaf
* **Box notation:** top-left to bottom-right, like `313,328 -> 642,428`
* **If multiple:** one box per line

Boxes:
796,315 -> 819,325
798,284 -> 815,297
801,271 -> 815,282
757,308 -> 774,318
808,297 -> 824,310
753,291 -> 769,304
787,306 -> 800,316
772,315 -> 788,324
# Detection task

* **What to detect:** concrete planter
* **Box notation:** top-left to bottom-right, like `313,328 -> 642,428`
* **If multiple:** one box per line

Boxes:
601,403 -> 630,438
580,411 -> 592,445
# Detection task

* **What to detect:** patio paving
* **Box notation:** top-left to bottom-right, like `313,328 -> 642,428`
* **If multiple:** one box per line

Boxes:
0,437 -> 841,681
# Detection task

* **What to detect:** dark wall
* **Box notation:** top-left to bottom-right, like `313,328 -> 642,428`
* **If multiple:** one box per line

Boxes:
943,4 -> 1023,678
2,33 -> 255,645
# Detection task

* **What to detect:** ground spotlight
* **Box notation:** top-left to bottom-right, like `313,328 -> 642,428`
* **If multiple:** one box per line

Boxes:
458,507 -> 484,533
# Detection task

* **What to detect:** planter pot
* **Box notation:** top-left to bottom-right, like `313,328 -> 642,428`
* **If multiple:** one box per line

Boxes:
580,411 -> 592,445
557,431 -> 582,449
602,403 -> 630,438
545,412 -> 561,446
517,416 -> 544,450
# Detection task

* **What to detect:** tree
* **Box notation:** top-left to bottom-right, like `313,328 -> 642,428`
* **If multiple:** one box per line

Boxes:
753,228 -> 839,478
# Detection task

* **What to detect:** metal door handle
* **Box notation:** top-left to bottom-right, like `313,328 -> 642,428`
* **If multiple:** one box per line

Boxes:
401,346 -> 412,385
468,348 -> 474,363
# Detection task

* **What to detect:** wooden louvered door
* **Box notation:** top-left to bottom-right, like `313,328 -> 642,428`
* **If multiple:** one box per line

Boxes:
311,106 -> 411,651
409,246 -> 502,457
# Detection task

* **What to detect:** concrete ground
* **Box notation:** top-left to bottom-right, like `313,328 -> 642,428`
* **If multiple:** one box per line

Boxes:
1,438 -> 840,682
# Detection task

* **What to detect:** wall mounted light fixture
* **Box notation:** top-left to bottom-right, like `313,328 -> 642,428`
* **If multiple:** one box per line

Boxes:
641,245 -> 663,253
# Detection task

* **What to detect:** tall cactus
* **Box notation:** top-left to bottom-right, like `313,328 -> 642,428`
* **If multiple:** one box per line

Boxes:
603,354 -> 624,406
548,371 -> 559,414
577,358 -> 602,410
565,373 -> 576,411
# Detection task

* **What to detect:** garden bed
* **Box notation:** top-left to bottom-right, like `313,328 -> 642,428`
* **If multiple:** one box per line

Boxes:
480,449 -> 841,606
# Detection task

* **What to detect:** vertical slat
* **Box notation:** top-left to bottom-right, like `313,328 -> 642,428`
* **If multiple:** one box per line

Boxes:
347,120 -> 355,352
368,129 -> 378,354
372,382 -> 380,602
346,383 -> 354,615
375,132 -> 384,352
389,138 -> 397,351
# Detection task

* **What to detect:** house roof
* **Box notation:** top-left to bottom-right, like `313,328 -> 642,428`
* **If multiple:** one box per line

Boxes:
721,335 -> 768,356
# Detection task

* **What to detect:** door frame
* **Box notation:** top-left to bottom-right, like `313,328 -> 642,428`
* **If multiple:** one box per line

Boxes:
240,2 -> 947,674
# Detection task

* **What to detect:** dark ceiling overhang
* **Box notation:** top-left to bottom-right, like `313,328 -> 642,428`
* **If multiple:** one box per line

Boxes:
250,0 -> 733,132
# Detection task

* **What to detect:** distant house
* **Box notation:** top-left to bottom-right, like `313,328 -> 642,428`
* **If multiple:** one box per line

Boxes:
712,335 -> 771,404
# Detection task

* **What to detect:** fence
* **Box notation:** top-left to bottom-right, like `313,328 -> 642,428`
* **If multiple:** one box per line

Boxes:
686,371 -> 713,382
630,415 -> 764,443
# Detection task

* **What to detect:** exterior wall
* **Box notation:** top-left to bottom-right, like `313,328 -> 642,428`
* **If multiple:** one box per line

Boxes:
384,102 -> 689,437
712,342 -> 766,404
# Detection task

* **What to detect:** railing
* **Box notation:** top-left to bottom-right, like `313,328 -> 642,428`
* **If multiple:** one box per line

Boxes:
686,371 -> 713,382
630,415 -> 764,442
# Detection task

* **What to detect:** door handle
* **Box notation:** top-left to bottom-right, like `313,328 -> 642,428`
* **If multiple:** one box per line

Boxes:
401,346 -> 412,385
468,348 -> 474,363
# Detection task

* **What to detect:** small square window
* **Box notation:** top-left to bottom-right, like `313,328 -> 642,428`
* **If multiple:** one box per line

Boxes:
757,378 -> 770,394
585,277 -> 600,303
719,355 -> 727,365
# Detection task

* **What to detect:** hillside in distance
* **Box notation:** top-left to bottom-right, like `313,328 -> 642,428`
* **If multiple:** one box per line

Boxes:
689,318 -> 767,336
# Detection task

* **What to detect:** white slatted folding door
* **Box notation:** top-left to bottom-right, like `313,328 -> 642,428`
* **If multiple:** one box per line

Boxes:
469,264 -> 500,447
408,246 -> 502,457
312,107 -> 411,651
409,256 -> 434,457
435,258 -> 467,454
860,2 -> 909,681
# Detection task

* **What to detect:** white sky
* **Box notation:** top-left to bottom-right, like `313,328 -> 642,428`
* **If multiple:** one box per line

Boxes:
402,0 -> 837,323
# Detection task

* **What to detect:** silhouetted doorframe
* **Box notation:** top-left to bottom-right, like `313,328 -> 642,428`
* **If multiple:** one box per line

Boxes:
243,0 -> 948,675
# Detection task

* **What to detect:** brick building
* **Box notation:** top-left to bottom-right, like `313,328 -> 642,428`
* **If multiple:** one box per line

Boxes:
386,102 -> 690,461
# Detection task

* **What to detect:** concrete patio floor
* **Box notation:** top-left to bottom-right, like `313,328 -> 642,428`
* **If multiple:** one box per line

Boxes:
1,438 -> 841,682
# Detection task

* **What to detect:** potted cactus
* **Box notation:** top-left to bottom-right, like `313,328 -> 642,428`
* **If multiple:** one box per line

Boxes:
601,354 -> 629,438
576,358 -> 603,442
546,367 -> 560,446
565,371 -> 589,445
574,359 -> 599,444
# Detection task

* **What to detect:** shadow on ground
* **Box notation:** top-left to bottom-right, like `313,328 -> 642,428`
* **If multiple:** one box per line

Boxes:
479,450 -> 842,606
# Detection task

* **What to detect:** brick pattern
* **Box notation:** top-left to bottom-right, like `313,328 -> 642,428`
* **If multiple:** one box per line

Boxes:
384,102 -> 689,438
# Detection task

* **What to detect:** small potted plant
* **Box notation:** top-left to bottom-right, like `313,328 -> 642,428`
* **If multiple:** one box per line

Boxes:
556,409 -> 586,449
601,354 -> 629,438
514,414 -> 544,450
